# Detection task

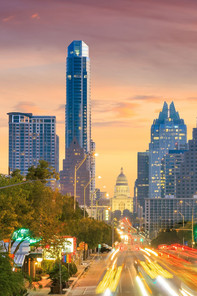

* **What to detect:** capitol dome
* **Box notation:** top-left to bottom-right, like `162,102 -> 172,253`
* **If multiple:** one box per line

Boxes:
116,168 -> 128,186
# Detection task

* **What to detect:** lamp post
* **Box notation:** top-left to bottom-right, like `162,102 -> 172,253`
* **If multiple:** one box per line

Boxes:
180,200 -> 195,248
90,188 -> 99,218
84,176 -> 101,218
83,177 -> 94,218
74,152 -> 98,212
174,210 -> 185,245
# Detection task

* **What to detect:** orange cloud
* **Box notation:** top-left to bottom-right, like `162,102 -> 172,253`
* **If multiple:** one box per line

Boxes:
113,102 -> 138,118
31,13 -> 40,20
13,101 -> 42,114
2,16 -> 14,22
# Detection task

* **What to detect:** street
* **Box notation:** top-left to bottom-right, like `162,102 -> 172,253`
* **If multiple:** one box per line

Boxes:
69,246 -> 197,296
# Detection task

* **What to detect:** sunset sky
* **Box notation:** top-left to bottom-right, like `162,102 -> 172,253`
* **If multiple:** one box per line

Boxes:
1,0 -> 197,196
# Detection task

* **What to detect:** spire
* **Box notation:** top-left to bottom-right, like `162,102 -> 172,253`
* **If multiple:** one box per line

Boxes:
169,101 -> 180,120
121,167 -> 123,174
158,101 -> 168,121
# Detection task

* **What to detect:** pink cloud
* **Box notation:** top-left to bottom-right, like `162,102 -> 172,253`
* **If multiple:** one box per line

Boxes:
2,15 -> 14,22
31,13 -> 40,20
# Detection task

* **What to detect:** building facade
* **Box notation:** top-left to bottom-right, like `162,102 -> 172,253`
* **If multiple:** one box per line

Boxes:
8,112 -> 59,175
145,197 -> 197,239
60,138 -> 90,206
65,40 -> 91,154
149,102 -> 187,198
176,128 -> 197,199
161,149 -> 187,198
111,168 -> 133,214
135,151 -> 149,211
61,40 -> 95,200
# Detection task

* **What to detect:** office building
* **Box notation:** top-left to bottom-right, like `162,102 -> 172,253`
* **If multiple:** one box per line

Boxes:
149,102 -> 187,198
135,151 -> 149,211
65,40 -> 91,153
145,197 -> 197,239
60,138 -> 90,206
161,149 -> 187,198
8,112 -> 59,175
176,128 -> 197,199
61,40 -> 95,201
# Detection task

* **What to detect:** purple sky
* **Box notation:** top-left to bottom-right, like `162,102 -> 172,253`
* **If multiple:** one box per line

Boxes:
1,0 -> 197,195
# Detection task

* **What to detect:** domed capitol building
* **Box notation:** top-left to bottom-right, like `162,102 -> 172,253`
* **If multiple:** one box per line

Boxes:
111,168 -> 133,213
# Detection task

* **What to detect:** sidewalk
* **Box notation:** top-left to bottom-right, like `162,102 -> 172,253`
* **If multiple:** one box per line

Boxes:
27,255 -> 96,296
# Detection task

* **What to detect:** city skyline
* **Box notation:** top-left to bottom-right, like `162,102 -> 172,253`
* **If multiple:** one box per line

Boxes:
1,0 -> 197,196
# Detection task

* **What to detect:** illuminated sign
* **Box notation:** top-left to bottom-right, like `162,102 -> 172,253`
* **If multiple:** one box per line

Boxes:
12,228 -> 41,245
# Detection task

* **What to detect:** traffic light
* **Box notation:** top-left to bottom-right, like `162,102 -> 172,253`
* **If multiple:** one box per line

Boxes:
140,238 -> 143,242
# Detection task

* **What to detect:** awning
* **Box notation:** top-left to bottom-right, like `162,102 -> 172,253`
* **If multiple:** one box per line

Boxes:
14,254 -> 26,267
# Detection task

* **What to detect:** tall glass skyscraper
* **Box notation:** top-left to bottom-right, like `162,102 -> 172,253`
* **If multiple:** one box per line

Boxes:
8,112 -> 59,175
61,41 -> 95,204
65,40 -> 91,153
149,102 -> 187,198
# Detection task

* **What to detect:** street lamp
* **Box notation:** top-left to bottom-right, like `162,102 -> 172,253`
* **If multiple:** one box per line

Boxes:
83,176 -> 101,218
180,200 -> 196,248
174,210 -> 184,245
74,152 -> 98,211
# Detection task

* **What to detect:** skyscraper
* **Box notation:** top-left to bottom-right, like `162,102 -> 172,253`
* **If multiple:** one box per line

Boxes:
135,151 -> 149,211
65,40 -> 91,153
60,138 -> 90,206
149,102 -> 187,198
176,128 -> 197,199
8,112 -> 59,175
161,148 -> 187,198
60,40 -> 95,203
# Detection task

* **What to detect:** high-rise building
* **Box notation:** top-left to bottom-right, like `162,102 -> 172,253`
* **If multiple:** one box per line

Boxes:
145,197 -> 197,239
135,151 -> 149,211
176,128 -> 197,199
161,149 -> 187,198
61,40 -> 95,203
60,138 -> 90,206
149,102 -> 187,198
65,40 -> 91,153
8,112 -> 59,175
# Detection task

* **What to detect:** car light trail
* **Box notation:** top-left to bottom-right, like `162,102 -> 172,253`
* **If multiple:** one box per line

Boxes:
111,249 -> 119,260
136,275 -> 149,296
157,276 -> 179,296
180,288 -> 194,296
145,248 -> 158,256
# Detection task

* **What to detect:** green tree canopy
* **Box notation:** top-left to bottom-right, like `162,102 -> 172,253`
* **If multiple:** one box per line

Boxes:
0,253 -> 27,296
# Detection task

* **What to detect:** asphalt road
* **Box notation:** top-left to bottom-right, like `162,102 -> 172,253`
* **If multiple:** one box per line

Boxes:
69,249 -> 197,296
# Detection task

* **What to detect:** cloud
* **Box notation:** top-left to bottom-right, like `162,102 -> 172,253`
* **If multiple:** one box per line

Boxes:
113,102 -> 138,118
13,101 -> 42,113
93,120 -> 130,127
131,95 -> 163,102
31,13 -> 40,20
2,15 -> 14,22
56,104 -> 65,111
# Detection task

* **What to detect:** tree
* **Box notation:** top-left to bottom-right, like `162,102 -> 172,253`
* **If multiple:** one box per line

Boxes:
0,253 -> 27,296
11,169 -> 24,182
151,230 -> 181,248
26,160 -> 59,183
